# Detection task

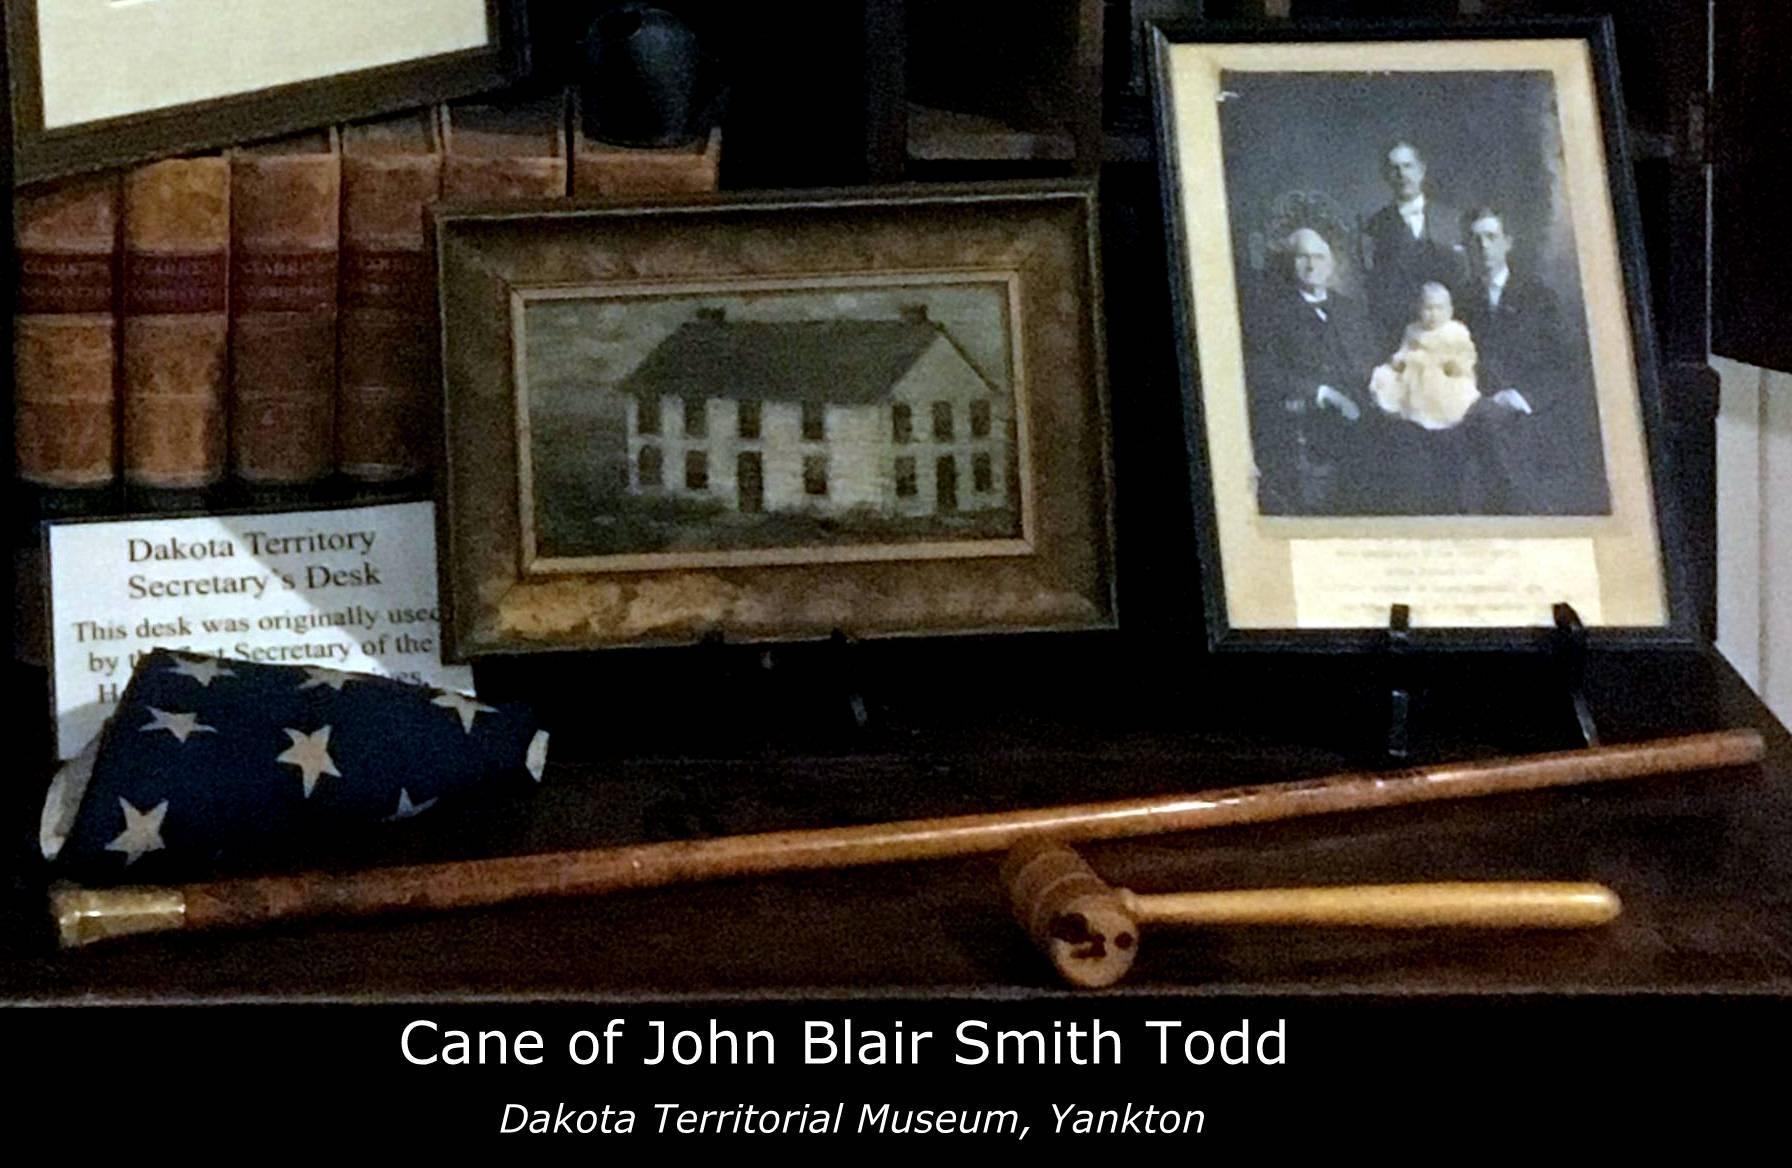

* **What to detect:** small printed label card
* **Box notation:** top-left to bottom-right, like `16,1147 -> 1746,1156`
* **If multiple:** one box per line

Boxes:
1289,537 -> 1604,629
48,501 -> 474,759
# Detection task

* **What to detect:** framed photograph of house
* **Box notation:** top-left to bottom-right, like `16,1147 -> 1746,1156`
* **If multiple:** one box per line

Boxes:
1150,18 -> 1695,650
2,0 -> 527,184
434,183 -> 1114,656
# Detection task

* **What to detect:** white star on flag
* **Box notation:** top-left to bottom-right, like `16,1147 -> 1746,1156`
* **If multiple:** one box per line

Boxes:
386,789 -> 438,821
297,667 -> 352,692
167,655 -> 235,687
432,690 -> 497,733
277,726 -> 341,797
106,797 -> 168,865
140,707 -> 217,743
526,730 -> 550,782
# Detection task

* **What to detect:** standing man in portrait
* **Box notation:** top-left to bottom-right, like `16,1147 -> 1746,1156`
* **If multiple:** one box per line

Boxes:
1360,139 -> 1465,349
1242,226 -> 1377,515
1457,205 -> 1611,514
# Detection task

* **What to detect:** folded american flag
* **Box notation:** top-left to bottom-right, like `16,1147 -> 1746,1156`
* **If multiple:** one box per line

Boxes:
42,649 -> 548,882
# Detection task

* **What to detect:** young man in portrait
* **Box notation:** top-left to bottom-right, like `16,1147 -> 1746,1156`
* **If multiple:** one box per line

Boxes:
1360,139 -> 1465,351
1456,206 -> 1611,515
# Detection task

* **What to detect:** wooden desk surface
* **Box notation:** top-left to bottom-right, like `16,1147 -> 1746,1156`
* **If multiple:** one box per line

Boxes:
4,645 -> 1788,1002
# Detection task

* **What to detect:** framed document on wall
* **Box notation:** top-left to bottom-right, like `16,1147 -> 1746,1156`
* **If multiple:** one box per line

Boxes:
3,0 -> 528,184
1151,18 -> 1695,651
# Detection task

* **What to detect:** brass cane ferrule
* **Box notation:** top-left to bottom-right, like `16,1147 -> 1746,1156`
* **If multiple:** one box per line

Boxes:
50,884 -> 187,949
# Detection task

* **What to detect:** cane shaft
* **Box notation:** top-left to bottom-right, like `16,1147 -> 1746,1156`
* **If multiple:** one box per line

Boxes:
1124,882 -> 1622,929
58,729 -> 1762,945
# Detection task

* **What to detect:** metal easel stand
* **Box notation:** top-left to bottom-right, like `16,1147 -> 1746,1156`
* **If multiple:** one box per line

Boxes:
1382,601 -> 1600,762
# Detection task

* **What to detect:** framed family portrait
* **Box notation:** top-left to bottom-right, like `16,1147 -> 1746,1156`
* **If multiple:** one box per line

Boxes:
3,0 -> 527,184
434,183 -> 1115,657
1151,17 -> 1695,650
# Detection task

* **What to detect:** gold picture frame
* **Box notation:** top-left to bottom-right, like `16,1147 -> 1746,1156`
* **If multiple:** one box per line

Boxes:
435,183 -> 1115,658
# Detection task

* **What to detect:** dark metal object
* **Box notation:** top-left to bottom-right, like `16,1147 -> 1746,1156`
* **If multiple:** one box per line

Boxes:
579,3 -> 710,148
1553,602 -> 1600,748
1386,603 -> 1413,760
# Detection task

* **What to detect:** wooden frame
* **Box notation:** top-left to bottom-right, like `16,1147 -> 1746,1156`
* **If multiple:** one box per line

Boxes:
2,0 -> 527,185
1151,17 -> 1695,650
434,183 -> 1115,658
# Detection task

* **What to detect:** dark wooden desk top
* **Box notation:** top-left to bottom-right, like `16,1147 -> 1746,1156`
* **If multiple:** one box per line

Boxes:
4,643 -> 1789,1003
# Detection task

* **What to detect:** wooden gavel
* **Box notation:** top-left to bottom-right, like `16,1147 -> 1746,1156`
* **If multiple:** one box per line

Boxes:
1002,837 -> 1622,988
49,729 -> 1761,949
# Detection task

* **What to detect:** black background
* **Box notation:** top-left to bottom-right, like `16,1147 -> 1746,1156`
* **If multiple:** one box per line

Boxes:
5,997 -> 1780,1150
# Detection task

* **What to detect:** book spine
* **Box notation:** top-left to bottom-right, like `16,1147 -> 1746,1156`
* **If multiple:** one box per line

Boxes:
441,154 -> 569,200
571,126 -> 722,197
570,75 -> 721,200
440,98 -> 570,201
230,144 -> 341,485
121,158 -> 230,491
338,150 -> 442,482
13,173 -> 121,489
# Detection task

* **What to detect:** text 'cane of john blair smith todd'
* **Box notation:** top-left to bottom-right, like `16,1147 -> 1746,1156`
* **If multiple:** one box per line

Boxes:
398,1017 -> 1289,1067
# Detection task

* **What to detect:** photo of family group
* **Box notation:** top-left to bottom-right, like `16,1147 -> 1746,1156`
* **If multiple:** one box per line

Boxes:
1219,68 -> 1613,518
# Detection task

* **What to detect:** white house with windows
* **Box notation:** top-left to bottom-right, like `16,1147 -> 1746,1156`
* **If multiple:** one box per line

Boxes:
617,306 -> 1011,517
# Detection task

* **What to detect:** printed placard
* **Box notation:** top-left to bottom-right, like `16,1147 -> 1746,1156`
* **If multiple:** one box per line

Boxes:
1290,537 -> 1604,628
48,502 -> 473,759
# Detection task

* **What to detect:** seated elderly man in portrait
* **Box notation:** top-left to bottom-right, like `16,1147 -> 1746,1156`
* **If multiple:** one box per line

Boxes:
1241,226 -> 1377,515
1360,139 -> 1465,351
1455,206 -> 1612,515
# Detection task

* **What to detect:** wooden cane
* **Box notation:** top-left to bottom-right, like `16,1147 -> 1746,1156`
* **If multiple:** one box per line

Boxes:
1002,837 -> 1622,989
50,729 -> 1763,948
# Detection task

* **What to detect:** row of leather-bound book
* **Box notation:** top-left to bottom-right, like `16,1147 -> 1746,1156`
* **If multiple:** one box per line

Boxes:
13,89 -> 722,504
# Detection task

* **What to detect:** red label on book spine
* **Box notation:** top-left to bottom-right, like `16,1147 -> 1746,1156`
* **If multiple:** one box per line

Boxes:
342,248 -> 431,311
17,251 -> 115,314
232,250 -> 337,314
125,252 -> 228,314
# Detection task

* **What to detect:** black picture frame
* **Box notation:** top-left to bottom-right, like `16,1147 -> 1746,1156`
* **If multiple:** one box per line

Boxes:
1149,16 -> 1696,652
2,0 -> 529,186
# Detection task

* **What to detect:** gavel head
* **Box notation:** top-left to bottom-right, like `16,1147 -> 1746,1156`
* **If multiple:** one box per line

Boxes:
1001,837 -> 1139,989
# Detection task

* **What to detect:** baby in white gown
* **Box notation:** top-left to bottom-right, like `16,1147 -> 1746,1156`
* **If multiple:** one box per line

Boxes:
1369,282 -> 1480,430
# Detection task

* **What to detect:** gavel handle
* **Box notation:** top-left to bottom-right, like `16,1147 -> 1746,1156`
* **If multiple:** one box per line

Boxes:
1122,882 -> 1621,929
